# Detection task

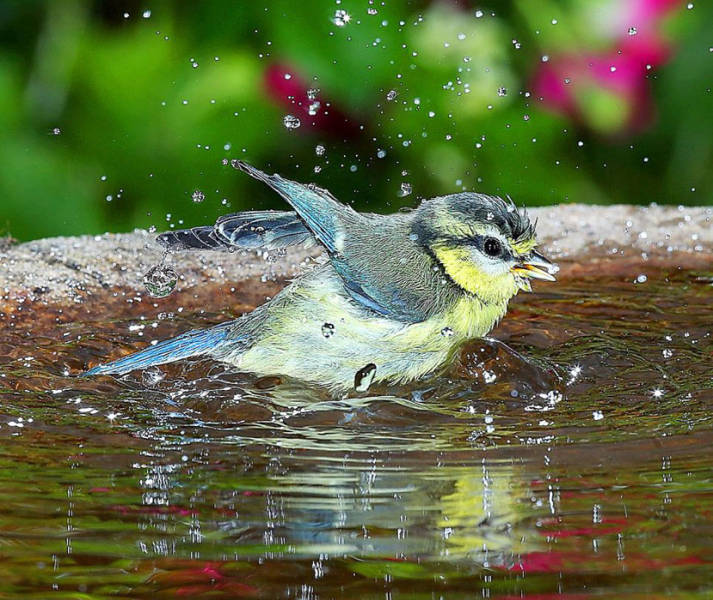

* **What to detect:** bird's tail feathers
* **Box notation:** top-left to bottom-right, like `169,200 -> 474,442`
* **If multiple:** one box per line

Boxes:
84,324 -> 230,376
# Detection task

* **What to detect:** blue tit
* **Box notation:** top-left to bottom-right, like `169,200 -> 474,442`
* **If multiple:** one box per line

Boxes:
85,160 -> 556,392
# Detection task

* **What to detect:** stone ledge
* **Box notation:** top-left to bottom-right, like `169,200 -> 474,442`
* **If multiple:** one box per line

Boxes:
0,204 -> 711,318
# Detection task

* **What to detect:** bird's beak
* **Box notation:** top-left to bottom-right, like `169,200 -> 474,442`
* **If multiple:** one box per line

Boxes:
511,250 -> 558,281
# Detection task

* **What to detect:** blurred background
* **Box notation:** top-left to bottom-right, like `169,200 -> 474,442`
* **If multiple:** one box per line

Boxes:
0,0 -> 711,241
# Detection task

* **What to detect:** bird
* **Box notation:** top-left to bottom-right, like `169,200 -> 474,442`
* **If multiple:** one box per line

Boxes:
85,160 -> 556,392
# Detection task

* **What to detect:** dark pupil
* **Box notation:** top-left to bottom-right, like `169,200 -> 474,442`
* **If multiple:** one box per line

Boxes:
483,237 -> 501,257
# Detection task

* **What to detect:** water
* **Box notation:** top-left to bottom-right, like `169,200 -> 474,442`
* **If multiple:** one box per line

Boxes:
1,261 -> 713,598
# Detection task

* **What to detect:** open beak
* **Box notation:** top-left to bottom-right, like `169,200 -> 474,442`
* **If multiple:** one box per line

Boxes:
511,250 -> 558,282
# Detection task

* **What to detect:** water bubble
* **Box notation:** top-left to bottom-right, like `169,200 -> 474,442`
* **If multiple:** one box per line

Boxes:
142,368 -> 165,386
376,149 -> 386,158
283,114 -> 301,129
308,100 -> 321,115
143,264 -> 178,298
386,89 -> 397,101
497,87 -> 507,97
475,9 -> 483,18
636,274 -> 648,284
191,190 -> 205,203
321,322 -> 335,338
398,182 -> 412,197
333,9 -> 351,26
628,26 -> 637,35
315,144 -> 325,156
142,9 -> 151,18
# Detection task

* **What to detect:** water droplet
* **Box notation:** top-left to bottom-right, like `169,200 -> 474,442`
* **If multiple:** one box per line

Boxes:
398,182 -> 412,197
376,149 -> 386,158
441,327 -> 454,337
662,348 -> 673,359
283,114 -> 301,129
142,367 -> 164,386
333,9 -> 351,26
315,144 -> 326,156
51,127 -> 61,135
497,86 -> 507,97
143,264 -> 178,298
628,26 -> 637,35
386,89 -> 397,101
475,9 -> 483,18
191,190 -> 205,203
307,88 -> 320,100
308,100 -> 321,115
321,322 -> 335,338
592,410 -> 604,421
636,274 -> 648,283
142,9 -> 151,18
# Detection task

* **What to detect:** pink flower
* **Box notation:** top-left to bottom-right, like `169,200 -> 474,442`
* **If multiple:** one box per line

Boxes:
532,0 -> 683,133
264,63 -> 361,138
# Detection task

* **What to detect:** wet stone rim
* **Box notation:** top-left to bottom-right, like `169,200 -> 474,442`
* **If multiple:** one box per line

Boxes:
0,204 -> 711,319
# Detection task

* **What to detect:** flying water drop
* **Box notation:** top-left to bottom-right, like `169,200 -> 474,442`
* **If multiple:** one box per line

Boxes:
143,263 -> 178,298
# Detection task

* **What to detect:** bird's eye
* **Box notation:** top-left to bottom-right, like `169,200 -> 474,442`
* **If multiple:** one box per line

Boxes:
483,237 -> 502,258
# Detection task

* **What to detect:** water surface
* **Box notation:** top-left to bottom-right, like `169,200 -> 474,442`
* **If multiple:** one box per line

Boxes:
1,260 -> 712,598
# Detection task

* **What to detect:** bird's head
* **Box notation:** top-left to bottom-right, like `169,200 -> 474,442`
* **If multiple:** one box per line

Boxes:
412,193 -> 556,305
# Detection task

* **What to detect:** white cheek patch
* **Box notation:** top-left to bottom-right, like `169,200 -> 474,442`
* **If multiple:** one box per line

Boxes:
468,230 -> 514,276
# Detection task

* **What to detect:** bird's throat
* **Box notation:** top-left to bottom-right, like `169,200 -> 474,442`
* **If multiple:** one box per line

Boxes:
431,244 -> 518,305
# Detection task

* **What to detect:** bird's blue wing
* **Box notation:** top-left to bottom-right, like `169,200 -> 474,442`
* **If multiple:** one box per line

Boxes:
157,211 -> 315,252
232,161 -> 431,322
84,324 -> 232,376
231,160 -> 354,256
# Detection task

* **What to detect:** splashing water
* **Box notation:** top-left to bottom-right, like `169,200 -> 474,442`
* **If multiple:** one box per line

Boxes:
283,114 -> 301,129
143,263 -> 178,298
1,256 -> 713,598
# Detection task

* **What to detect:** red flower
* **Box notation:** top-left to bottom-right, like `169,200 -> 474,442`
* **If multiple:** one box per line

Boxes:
264,63 -> 361,138
532,0 -> 683,133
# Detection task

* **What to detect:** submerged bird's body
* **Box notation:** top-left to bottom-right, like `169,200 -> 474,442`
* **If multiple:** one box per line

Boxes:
86,161 -> 555,392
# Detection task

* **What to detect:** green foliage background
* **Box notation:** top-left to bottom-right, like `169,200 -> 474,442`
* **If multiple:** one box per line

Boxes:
0,0 -> 711,241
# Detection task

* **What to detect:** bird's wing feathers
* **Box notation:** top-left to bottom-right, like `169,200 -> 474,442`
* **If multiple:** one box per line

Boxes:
232,161 -> 428,321
157,211 -> 315,252
160,161 -> 439,323
231,160 -> 355,256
